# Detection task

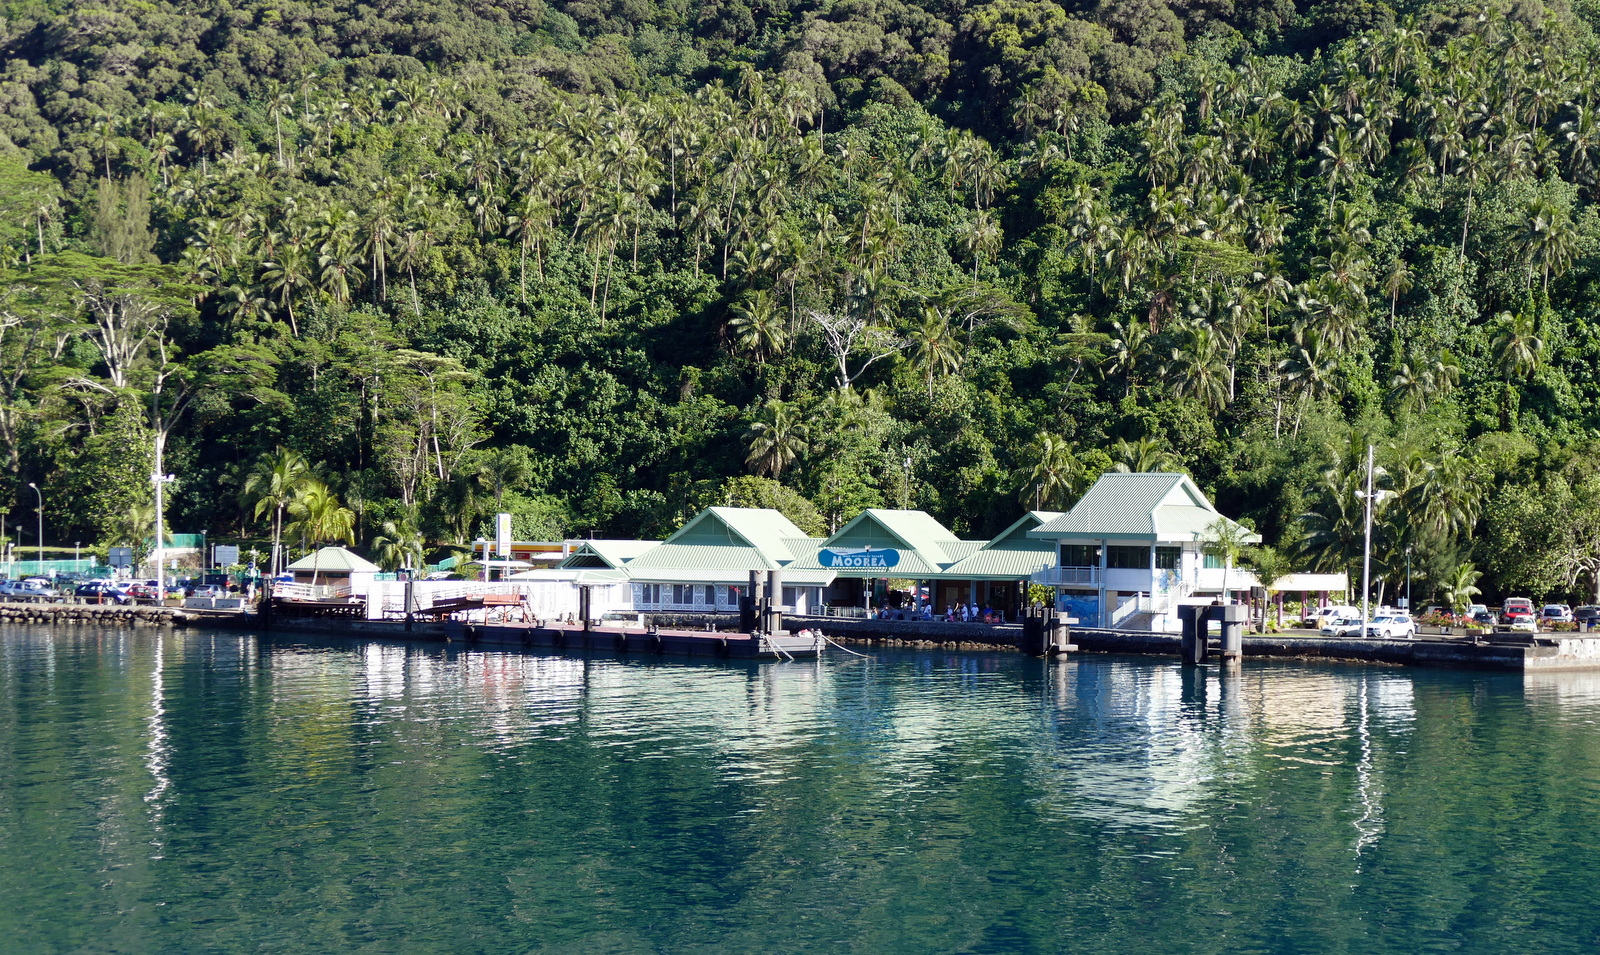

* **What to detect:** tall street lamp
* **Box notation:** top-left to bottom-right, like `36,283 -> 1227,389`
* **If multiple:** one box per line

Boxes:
26,482 -> 42,574
153,472 -> 176,600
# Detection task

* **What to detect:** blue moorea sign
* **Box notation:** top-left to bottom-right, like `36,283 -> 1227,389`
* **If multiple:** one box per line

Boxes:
819,547 -> 901,569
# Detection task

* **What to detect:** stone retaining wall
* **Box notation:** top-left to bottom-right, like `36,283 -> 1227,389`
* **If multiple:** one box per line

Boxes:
0,600 -> 192,626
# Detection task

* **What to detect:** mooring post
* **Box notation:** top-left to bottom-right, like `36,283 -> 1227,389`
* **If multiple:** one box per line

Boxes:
1023,607 -> 1045,656
766,569 -> 783,636
1217,603 -> 1246,665
1178,604 -> 1205,665
403,571 -> 415,633
742,570 -> 760,633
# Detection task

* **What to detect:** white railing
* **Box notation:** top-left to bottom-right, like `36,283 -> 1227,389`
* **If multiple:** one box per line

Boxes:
1032,566 -> 1101,587
1111,595 -> 1144,627
273,583 -> 353,601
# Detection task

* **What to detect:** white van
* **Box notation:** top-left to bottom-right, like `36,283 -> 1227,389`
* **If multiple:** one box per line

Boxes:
1305,605 -> 1359,629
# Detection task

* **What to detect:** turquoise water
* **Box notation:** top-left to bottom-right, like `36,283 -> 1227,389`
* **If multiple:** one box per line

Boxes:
4,626 -> 1600,953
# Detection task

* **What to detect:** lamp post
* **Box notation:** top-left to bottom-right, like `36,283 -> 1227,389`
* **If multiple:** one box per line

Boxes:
75,541 -> 81,567
475,537 -> 488,582
26,482 -> 42,575
153,471 -> 176,601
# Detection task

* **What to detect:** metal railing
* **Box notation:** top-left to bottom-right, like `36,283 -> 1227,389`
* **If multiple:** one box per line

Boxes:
1032,566 -> 1102,587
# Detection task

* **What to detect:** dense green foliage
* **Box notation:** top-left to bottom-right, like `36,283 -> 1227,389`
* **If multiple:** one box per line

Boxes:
9,0 -> 1600,603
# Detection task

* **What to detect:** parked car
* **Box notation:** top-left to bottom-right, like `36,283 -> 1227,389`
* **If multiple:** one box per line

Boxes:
1504,597 -> 1536,618
11,580 -> 53,599
74,582 -> 131,604
1372,613 -> 1417,638
1507,612 -> 1539,633
189,584 -> 227,599
1541,604 -> 1574,624
1575,606 -> 1600,626
125,583 -> 157,600
1320,616 -> 1377,638
1472,610 -> 1499,627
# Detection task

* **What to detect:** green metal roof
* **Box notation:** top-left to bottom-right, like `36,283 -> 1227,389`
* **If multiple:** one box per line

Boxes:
621,507 -> 831,584
784,508 -> 979,578
937,511 -> 1065,580
1029,473 -> 1259,543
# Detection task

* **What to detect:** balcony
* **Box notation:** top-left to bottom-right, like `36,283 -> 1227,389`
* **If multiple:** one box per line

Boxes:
1032,566 -> 1102,587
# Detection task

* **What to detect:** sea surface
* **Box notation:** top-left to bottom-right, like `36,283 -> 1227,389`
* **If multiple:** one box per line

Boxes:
4,624 -> 1600,954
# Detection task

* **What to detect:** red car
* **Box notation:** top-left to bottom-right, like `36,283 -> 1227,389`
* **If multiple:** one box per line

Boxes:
125,583 -> 157,600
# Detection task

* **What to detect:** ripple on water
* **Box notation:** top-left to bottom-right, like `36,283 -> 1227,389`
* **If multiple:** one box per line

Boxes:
6,630 -> 1600,954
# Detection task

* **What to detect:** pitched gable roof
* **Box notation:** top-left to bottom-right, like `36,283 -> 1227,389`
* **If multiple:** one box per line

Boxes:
938,511 -> 1066,579
621,507 -> 830,583
787,508 -> 973,577
556,540 -> 659,572
1030,473 -> 1259,543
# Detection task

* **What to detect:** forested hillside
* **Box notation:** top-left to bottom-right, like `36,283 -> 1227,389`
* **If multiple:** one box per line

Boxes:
6,0 -> 1600,603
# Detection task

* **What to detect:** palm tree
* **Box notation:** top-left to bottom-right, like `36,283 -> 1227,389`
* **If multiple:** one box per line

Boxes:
1017,432 -> 1079,510
1440,561 -> 1483,615
1279,329 -> 1340,435
909,307 -> 962,398
241,447 -> 312,578
1516,198 -> 1577,292
1245,544 -> 1294,630
1389,349 -> 1460,413
284,481 -> 356,585
1111,436 -> 1176,474
476,447 -> 532,507
371,516 -> 426,573
1202,516 -> 1254,603
743,399 -> 809,480
1297,468 -> 1372,587
1493,309 -> 1544,380
1102,318 -> 1150,397
1160,322 -> 1229,413
727,291 -> 788,363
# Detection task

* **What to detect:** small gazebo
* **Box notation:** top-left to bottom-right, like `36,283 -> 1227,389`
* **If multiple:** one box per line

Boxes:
285,547 -> 381,589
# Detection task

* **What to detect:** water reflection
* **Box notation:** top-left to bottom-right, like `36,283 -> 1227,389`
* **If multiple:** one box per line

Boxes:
8,627 -> 1600,954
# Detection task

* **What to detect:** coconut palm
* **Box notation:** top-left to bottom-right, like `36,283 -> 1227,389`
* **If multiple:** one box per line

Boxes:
284,481 -> 356,585
1245,544 -> 1294,630
371,516 -> 426,573
743,399 -> 810,480
1493,309 -> 1544,380
1111,436 -> 1177,474
727,290 -> 788,363
1203,516 -> 1254,603
241,447 -> 312,578
1017,432 -> 1079,510
1440,561 -> 1483,615
909,307 -> 962,398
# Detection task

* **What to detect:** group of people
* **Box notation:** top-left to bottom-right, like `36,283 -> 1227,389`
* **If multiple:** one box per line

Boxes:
947,602 -> 1003,624
874,600 -> 1005,624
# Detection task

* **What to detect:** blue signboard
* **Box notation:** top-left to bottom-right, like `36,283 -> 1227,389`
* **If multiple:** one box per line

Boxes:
818,547 -> 901,570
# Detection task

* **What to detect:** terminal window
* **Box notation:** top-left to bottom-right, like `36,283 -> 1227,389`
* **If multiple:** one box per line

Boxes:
1106,546 -> 1148,569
